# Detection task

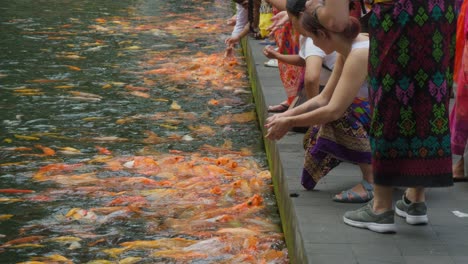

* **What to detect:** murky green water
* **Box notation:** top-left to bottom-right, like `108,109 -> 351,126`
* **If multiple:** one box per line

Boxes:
0,1 -> 287,263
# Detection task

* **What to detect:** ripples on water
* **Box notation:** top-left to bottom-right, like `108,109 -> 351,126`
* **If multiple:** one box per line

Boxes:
0,0 -> 288,263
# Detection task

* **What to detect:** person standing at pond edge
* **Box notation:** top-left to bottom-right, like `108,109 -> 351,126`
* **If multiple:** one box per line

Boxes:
304,0 -> 456,233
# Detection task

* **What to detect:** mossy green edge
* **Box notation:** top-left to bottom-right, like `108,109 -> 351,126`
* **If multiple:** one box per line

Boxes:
241,37 -> 308,264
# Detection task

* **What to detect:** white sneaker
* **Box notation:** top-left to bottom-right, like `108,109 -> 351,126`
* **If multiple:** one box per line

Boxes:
264,59 -> 278,68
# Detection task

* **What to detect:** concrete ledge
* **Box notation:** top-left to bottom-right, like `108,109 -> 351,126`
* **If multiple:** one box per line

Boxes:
242,37 -> 308,264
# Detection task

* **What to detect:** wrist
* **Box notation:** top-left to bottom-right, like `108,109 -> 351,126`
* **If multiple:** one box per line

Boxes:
312,4 -> 324,26
285,116 -> 295,128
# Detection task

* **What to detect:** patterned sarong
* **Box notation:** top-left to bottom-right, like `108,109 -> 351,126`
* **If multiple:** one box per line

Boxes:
301,98 -> 371,190
273,20 -> 304,105
368,0 -> 456,187
450,0 -> 468,155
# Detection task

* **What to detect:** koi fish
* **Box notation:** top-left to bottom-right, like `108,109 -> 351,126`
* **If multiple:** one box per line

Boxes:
29,254 -> 73,264
66,65 -> 81,71
65,208 -> 98,221
69,91 -> 102,98
35,144 -> 55,156
0,198 -> 23,203
95,145 -> 112,155
1,236 -> 44,247
119,257 -> 143,264
47,236 -> 82,243
152,250 -> 208,260
56,54 -> 85,60
0,189 -> 35,194
14,134 -> 40,141
91,136 -> 128,142
129,91 -> 150,98
120,237 -> 197,250
54,85 -> 75,89
107,196 -> 148,206
0,214 -> 14,220
57,147 -> 82,155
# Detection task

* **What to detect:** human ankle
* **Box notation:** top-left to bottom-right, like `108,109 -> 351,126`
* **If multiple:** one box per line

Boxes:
405,190 -> 425,203
372,201 -> 392,214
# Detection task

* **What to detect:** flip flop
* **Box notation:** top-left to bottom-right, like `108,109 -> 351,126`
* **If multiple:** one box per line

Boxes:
333,180 -> 374,203
267,103 -> 289,113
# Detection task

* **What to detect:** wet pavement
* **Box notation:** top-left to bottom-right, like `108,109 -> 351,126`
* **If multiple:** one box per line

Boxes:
243,37 -> 468,264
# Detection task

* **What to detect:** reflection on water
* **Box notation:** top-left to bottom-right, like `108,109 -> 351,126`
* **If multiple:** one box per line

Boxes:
0,0 -> 288,263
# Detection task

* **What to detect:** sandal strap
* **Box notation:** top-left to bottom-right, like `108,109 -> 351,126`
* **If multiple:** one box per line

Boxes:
334,189 -> 369,203
361,180 -> 374,192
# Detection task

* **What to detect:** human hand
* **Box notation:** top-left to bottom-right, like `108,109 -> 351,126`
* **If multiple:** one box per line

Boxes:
267,11 -> 289,35
262,45 -> 278,59
265,116 -> 292,140
226,16 -> 236,26
224,46 -> 234,58
225,36 -> 240,46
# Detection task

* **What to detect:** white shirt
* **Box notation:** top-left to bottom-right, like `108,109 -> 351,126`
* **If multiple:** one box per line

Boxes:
232,4 -> 248,37
298,36 -> 337,86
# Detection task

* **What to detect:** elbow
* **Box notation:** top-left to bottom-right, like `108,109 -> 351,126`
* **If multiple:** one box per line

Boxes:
329,110 -> 343,122
328,105 -> 347,122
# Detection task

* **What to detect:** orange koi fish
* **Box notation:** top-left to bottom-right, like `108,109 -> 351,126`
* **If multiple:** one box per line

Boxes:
0,189 -> 35,194
120,237 -> 197,250
129,91 -> 150,98
1,236 -> 44,247
66,65 -> 81,71
95,145 -> 112,155
35,144 -> 55,156
107,196 -> 148,206
152,250 -> 208,260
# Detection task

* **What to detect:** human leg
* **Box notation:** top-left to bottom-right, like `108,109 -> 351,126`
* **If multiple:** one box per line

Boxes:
343,184 -> 396,233
453,156 -> 467,181
333,163 -> 374,203
395,187 -> 428,225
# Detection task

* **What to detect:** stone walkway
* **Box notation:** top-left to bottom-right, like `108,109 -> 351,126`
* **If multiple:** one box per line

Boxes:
243,37 -> 468,264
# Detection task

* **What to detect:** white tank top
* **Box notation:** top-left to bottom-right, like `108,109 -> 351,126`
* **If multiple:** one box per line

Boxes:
351,40 -> 369,98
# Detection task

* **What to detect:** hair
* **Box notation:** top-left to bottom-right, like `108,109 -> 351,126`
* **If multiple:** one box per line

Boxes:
301,9 -> 361,40
286,0 -> 307,17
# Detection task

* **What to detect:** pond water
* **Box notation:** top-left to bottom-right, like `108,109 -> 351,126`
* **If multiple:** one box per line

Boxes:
0,0 -> 288,263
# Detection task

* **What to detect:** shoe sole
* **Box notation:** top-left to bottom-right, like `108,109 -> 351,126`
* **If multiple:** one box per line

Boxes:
343,217 -> 396,233
395,207 -> 428,225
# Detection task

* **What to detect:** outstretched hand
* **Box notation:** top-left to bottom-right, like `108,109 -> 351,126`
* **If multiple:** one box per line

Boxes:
267,11 -> 289,36
225,36 -> 240,46
264,114 -> 292,141
262,45 -> 278,59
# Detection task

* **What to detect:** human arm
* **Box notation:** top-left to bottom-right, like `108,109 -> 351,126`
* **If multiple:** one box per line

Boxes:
225,23 -> 250,46
265,49 -> 368,140
263,45 -> 305,66
305,0 -> 349,32
267,11 -> 289,35
227,14 -> 237,26
303,55 -> 324,99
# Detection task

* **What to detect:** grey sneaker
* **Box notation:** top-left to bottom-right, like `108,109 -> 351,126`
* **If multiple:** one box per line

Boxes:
343,201 -> 396,233
395,195 -> 428,225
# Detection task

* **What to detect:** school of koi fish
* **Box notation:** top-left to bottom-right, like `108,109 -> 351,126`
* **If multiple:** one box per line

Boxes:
0,0 -> 288,263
